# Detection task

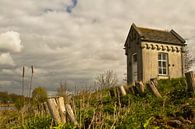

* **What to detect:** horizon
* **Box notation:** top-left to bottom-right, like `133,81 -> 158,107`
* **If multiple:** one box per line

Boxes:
0,0 -> 195,95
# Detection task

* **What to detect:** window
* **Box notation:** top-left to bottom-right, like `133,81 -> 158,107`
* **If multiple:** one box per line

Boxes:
158,53 -> 168,75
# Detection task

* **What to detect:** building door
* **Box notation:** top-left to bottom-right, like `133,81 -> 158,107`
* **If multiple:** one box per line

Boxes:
132,53 -> 137,82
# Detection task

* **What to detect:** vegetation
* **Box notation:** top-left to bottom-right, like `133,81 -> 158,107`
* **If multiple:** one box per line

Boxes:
32,87 -> 48,104
0,91 -> 26,106
184,46 -> 194,72
96,70 -> 118,88
0,78 -> 195,129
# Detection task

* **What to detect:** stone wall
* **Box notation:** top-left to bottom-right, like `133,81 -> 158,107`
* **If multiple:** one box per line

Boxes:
141,41 -> 185,82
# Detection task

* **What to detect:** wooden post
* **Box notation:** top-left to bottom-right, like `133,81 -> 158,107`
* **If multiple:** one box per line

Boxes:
65,104 -> 78,125
135,81 -> 145,96
150,78 -> 158,87
132,85 -> 139,95
43,102 -> 50,114
57,97 -> 66,123
47,98 -> 61,124
185,71 -> 195,93
147,81 -> 162,98
124,85 -> 131,94
119,85 -> 127,96
138,81 -> 145,94
109,88 -> 117,98
128,86 -> 135,95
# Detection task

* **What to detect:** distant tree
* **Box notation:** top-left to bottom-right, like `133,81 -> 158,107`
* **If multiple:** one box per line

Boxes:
96,70 -> 118,89
0,91 -> 9,103
184,46 -> 193,72
57,82 -> 67,97
32,87 -> 48,104
57,82 -> 70,103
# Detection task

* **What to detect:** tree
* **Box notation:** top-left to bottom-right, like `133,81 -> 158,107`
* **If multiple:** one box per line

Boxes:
57,82 -> 67,97
96,70 -> 118,88
184,46 -> 193,72
32,87 -> 48,103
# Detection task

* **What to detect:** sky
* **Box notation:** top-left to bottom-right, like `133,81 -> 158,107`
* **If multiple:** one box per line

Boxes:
0,0 -> 195,96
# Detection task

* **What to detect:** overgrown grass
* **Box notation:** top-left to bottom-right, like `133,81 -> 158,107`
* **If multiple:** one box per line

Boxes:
1,78 -> 195,129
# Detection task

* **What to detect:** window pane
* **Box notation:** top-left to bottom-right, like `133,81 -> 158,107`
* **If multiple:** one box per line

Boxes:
159,68 -> 162,74
158,54 -> 161,60
163,68 -> 167,74
162,62 -> 166,67
162,54 -> 167,60
158,61 -> 161,67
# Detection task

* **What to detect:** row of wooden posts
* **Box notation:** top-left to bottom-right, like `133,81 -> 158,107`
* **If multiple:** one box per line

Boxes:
46,97 -> 78,125
109,78 -> 162,99
46,80 -> 161,125
46,80 -> 163,126
46,71 -> 195,126
112,71 -> 195,98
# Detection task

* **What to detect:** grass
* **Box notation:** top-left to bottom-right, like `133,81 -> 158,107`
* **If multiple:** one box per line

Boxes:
0,78 -> 195,129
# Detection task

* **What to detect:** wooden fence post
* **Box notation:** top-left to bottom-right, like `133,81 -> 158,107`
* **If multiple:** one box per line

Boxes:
57,97 -> 66,123
47,98 -> 61,124
43,102 -> 50,114
150,78 -> 158,87
135,81 -> 145,96
65,104 -> 78,125
185,71 -> 195,93
138,81 -> 145,94
132,85 -> 139,95
147,81 -> 162,98
119,85 -> 127,96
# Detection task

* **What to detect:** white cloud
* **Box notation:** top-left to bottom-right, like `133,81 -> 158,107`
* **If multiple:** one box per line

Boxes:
0,31 -> 23,53
1,69 -> 15,75
0,53 -> 15,66
0,0 -> 194,94
0,80 -> 12,86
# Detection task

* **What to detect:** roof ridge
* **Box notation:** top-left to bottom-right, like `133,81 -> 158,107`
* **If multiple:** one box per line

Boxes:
170,29 -> 186,43
137,26 -> 170,33
132,23 -> 143,36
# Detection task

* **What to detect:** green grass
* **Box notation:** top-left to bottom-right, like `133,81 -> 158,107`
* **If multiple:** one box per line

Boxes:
1,78 -> 195,129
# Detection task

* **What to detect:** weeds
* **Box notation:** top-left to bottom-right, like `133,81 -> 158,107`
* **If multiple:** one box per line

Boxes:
1,78 -> 194,129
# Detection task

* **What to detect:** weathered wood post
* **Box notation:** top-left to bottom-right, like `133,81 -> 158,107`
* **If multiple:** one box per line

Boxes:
65,104 -> 78,125
57,97 -> 66,123
150,78 -> 158,87
185,71 -> 195,93
135,81 -> 145,96
43,102 -> 50,114
47,98 -> 61,124
147,81 -> 162,98
119,85 -> 127,96
132,85 -> 139,95
138,81 -> 145,94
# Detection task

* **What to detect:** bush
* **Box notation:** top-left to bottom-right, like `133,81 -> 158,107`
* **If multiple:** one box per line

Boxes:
158,78 -> 186,95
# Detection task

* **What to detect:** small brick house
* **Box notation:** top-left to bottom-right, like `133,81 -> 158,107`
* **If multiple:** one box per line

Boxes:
124,23 -> 186,84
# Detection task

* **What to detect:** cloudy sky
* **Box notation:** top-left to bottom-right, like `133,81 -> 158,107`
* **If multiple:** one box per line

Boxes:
0,0 -> 195,95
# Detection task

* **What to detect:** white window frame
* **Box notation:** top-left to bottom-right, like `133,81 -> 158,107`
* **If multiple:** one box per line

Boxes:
158,53 -> 168,76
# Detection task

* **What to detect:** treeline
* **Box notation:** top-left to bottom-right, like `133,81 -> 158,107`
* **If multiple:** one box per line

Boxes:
0,91 -> 26,104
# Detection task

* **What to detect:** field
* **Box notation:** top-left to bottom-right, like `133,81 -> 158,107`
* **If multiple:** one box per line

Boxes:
0,78 -> 195,129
